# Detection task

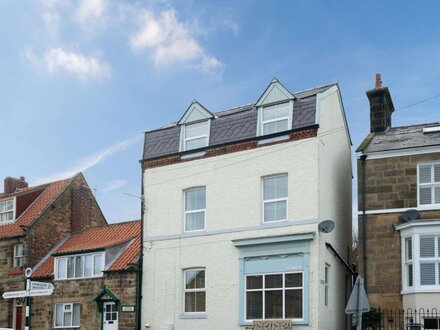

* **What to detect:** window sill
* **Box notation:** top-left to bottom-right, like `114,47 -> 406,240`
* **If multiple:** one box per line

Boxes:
417,205 -> 440,211
401,288 -> 440,294
179,313 -> 207,319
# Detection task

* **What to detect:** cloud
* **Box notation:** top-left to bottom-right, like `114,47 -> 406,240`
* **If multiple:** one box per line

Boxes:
42,10 -> 61,41
74,0 -> 108,29
22,46 -> 111,82
102,179 -> 127,193
129,9 -> 223,74
35,136 -> 141,184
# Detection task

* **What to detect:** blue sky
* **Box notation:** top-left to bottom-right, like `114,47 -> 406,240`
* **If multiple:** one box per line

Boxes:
1,1 -> 440,226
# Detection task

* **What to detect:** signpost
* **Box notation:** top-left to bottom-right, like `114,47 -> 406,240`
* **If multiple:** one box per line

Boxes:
1,268 -> 54,330
345,275 -> 370,330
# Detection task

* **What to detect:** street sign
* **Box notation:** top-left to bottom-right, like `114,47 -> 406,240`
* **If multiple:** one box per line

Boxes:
345,275 -> 370,330
30,281 -> 54,291
2,291 -> 27,299
28,289 -> 54,297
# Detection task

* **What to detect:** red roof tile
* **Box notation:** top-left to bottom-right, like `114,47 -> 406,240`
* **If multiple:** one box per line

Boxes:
32,221 -> 141,278
0,178 -> 73,239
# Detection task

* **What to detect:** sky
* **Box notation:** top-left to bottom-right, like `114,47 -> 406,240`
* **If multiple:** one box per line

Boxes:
1,1 -> 440,227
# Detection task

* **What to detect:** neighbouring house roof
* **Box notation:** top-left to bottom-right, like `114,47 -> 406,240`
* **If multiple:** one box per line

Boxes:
32,220 -> 141,278
358,122 -> 440,153
0,177 -> 74,239
142,83 -> 337,160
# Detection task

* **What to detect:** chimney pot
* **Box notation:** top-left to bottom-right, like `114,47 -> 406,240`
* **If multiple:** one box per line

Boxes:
4,177 -> 29,194
375,73 -> 382,89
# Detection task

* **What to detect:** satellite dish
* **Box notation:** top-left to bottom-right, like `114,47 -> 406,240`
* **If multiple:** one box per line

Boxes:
401,209 -> 419,222
318,220 -> 335,233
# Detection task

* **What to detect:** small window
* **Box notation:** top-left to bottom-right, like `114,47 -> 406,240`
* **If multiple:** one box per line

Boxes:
184,269 -> 206,313
54,303 -> 80,328
183,121 -> 209,151
263,175 -> 288,222
0,199 -> 14,223
13,244 -> 24,268
261,103 -> 290,135
418,164 -> 440,207
184,188 -> 206,232
324,265 -> 329,306
55,252 -> 104,280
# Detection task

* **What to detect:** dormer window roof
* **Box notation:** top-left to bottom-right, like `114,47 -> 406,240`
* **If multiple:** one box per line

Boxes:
0,198 -> 14,224
256,78 -> 295,136
179,100 -> 213,152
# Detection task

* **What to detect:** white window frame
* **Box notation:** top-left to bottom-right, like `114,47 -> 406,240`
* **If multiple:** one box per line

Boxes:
244,271 -> 304,322
417,162 -> 440,209
401,228 -> 440,293
257,101 -> 293,136
183,268 -> 206,314
184,187 -> 206,232
54,252 -> 105,280
404,237 -> 413,288
180,120 -> 211,152
13,243 -> 24,268
0,197 -> 15,224
324,264 -> 330,306
262,174 -> 288,223
54,302 -> 80,328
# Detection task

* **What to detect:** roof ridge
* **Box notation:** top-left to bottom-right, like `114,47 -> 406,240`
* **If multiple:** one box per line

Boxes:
292,82 -> 338,95
68,220 -> 141,236
389,122 -> 440,130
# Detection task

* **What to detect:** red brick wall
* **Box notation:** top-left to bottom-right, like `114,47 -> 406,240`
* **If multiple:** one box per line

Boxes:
15,188 -> 45,218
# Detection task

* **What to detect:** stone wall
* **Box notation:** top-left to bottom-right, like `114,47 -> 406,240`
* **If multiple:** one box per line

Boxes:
31,271 -> 137,330
357,153 -> 440,309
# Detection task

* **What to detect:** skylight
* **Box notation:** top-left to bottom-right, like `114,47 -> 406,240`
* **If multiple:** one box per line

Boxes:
423,126 -> 440,133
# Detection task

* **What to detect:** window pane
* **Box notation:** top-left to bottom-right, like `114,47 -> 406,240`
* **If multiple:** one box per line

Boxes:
186,137 -> 207,150
185,211 -> 205,231
406,238 -> 413,261
185,270 -> 205,289
185,292 -> 196,312
57,259 -> 66,279
94,255 -> 102,276
265,274 -> 282,288
263,119 -> 289,135
55,304 -> 63,326
264,201 -> 286,222
419,165 -> 432,183
420,236 -> 435,258
185,189 -> 206,211
285,289 -> 303,319
64,311 -> 72,326
262,103 -> 289,122
263,176 -> 287,200
435,187 -> 440,204
420,263 -> 436,285
265,290 -> 283,319
408,264 -> 413,287
75,256 -> 84,278
246,291 -> 263,320
435,164 -> 440,182
73,304 -> 80,326
286,273 -> 303,288
67,257 -> 75,278
246,276 -> 263,289
419,187 -> 432,205
185,122 -> 208,139
85,255 -> 93,277
195,292 -> 206,312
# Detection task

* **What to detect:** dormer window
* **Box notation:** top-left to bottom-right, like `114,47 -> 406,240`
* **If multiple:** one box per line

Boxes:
256,78 -> 294,137
0,199 -> 14,223
178,100 -> 214,152
183,121 -> 210,151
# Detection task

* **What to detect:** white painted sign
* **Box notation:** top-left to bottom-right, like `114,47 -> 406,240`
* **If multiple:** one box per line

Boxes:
2,291 -> 27,299
30,281 -> 54,291
28,289 -> 54,297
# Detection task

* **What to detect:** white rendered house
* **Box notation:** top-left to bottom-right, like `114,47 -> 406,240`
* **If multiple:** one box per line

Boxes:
140,79 -> 353,330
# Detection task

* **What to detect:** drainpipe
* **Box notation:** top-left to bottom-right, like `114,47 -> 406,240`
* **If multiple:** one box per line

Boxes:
360,154 -> 368,292
136,164 -> 145,330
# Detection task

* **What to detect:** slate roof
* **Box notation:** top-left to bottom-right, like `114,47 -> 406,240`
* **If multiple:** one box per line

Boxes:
359,123 -> 440,153
143,83 -> 337,160
32,220 -> 141,278
0,177 -> 74,239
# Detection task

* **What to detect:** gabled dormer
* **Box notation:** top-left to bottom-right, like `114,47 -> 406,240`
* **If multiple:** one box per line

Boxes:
178,100 -> 214,152
256,78 -> 295,136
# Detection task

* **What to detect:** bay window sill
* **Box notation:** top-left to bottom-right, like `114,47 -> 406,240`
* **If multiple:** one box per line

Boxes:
401,287 -> 440,294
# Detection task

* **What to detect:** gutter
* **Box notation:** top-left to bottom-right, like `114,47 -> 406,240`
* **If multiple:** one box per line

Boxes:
325,242 -> 356,276
360,154 -> 368,291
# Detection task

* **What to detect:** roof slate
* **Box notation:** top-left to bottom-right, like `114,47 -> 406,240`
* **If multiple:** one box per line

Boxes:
32,220 -> 141,278
143,83 -> 336,160
360,123 -> 440,153
0,178 -> 73,239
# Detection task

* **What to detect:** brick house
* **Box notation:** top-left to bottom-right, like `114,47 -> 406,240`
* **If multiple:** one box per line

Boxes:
357,75 -> 440,315
0,173 -> 107,329
30,220 -> 141,330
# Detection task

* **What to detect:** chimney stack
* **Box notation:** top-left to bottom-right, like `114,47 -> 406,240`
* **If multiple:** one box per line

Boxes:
4,177 -> 28,194
366,73 -> 395,133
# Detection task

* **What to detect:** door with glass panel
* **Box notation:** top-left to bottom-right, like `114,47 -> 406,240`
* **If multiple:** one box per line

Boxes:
103,302 -> 118,330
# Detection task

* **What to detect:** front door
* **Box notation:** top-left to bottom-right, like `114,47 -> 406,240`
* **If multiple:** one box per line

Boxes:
15,306 -> 23,330
103,302 -> 118,330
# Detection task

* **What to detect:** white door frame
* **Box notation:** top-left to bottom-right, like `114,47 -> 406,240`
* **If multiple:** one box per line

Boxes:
102,301 -> 118,330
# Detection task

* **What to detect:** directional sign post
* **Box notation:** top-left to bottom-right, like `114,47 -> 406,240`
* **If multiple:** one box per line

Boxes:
345,275 -> 370,330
